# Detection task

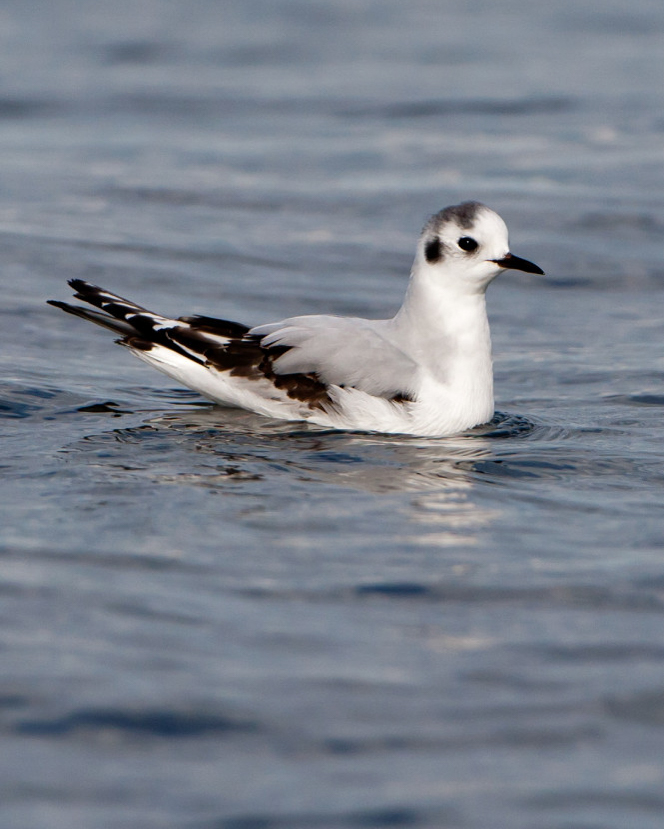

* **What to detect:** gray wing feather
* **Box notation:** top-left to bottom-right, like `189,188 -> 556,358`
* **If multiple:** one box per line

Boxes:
251,315 -> 417,398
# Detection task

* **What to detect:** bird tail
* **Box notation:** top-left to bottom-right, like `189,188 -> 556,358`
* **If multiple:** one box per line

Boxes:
46,278 -> 169,339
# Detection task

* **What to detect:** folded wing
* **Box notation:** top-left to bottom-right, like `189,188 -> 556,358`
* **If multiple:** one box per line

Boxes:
252,315 -> 417,400
48,281 -> 417,409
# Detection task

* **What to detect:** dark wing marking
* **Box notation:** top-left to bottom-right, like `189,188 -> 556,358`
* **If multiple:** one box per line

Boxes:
177,315 -> 250,339
49,280 -> 209,364
390,391 -> 415,403
68,278 -> 150,316
163,327 -> 332,407
242,339 -> 332,407
46,300 -> 137,336
48,280 -> 333,409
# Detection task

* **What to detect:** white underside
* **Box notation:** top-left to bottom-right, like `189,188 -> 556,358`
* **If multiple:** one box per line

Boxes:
133,344 -> 494,437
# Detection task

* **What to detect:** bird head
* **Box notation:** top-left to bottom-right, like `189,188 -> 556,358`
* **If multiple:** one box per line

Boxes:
416,201 -> 544,294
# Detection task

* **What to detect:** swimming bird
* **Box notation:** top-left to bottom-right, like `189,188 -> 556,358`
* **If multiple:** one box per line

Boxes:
48,201 -> 543,436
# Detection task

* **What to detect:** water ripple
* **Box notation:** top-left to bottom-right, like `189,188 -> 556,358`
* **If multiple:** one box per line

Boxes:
15,708 -> 259,739
241,582 -> 664,613
211,806 -> 454,829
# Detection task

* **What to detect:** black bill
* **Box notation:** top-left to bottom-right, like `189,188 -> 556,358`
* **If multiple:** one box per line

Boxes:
492,253 -> 544,275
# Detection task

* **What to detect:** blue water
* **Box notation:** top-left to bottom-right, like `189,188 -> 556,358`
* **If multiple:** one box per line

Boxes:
2,1 -> 664,827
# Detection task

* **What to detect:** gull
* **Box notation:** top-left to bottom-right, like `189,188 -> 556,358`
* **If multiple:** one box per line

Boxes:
48,201 -> 543,436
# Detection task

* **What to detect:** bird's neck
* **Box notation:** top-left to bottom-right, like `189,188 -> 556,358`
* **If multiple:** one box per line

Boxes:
391,274 -> 493,388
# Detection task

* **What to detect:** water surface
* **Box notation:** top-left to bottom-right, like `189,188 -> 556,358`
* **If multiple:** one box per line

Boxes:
2,1 -> 664,828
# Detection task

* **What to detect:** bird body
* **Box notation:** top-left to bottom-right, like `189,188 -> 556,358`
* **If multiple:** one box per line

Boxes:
48,202 -> 543,436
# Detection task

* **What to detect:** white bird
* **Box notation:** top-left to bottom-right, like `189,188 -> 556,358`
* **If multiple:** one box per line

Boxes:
48,202 -> 543,436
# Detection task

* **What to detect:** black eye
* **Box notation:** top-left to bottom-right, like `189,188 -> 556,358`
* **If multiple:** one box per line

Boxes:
458,237 -> 478,252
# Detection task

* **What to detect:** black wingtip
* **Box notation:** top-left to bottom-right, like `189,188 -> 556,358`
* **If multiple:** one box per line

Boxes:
68,278 -> 104,297
68,278 -> 89,290
47,299 -> 72,311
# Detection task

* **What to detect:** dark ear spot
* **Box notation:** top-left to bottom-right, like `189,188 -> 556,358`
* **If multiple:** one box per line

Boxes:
424,237 -> 442,263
